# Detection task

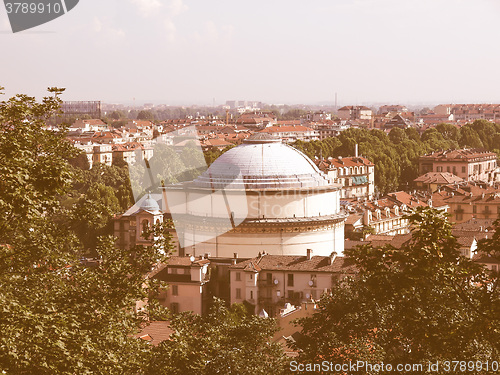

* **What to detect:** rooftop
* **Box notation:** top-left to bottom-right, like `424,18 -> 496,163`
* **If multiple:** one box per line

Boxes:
230,254 -> 357,274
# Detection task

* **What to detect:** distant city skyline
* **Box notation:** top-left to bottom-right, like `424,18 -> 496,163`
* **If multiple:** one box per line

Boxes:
1,0 -> 500,105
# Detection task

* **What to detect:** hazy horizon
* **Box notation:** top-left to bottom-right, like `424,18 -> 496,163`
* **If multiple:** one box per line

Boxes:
2,0 -> 500,106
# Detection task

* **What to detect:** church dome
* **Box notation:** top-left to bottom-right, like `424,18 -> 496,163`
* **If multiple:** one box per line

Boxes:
141,193 -> 160,212
192,133 -> 331,189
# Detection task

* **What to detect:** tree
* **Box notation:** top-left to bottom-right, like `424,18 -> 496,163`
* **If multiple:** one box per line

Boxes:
109,110 -> 127,120
435,123 -> 459,142
294,207 -> 499,374
459,125 -> 484,149
146,298 -> 286,375
0,88 -> 168,374
388,127 -> 407,144
137,110 -> 155,121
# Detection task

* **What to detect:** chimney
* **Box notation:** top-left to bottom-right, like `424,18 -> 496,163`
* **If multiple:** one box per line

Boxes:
329,252 -> 337,265
307,248 -> 313,260
355,144 -> 359,158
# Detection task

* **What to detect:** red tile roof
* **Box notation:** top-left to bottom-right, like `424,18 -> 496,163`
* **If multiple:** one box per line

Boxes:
230,254 -> 357,274
414,172 -> 464,185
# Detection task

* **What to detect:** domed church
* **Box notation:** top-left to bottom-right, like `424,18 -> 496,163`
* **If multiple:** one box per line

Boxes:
163,133 -> 346,258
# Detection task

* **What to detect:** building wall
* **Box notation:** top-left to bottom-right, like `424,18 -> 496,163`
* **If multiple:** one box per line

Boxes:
449,200 -> 500,223
177,222 -> 345,258
326,165 -> 375,200
230,267 -> 349,317
166,189 -> 340,220
420,158 -> 497,183
159,283 -> 204,315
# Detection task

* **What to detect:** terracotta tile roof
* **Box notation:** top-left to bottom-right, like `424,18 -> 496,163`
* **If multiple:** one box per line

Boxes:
71,119 -> 107,128
431,191 -> 451,208
473,254 -> 500,264
387,191 -> 428,208
135,321 -> 173,346
92,131 -> 121,140
414,172 -> 464,185
453,218 -> 496,232
344,240 -> 367,250
445,192 -> 500,204
317,156 -> 374,168
164,256 -> 210,267
419,148 -> 497,161
203,139 -> 233,147
112,141 -> 144,152
230,254 -> 357,274
259,125 -> 314,133
276,120 -> 302,126
347,231 -> 480,251
345,214 -> 363,225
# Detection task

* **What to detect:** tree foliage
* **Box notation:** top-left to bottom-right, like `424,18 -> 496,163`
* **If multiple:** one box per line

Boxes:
294,208 -> 500,374
0,88 -> 168,374
291,121 -> 500,194
147,299 -> 286,375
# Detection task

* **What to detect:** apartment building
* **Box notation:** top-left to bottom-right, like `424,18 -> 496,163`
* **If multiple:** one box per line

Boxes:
337,106 -> 373,120
316,150 -> 375,200
151,256 -> 211,315
419,149 -> 498,185
228,250 -> 356,317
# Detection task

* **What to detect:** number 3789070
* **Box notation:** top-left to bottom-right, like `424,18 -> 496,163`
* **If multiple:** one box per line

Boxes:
5,2 -> 63,14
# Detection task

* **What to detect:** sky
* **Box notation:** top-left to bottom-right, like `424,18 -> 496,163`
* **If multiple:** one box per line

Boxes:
1,0 -> 500,106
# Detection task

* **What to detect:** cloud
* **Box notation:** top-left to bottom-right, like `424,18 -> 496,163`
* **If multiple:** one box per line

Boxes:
162,0 -> 188,42
167,0 -> 188,17
92,16 -> 125,40
192,21 -> 234,44
93,17 -> 102,33
130,0 -> 163,17
164,19 -> 176,43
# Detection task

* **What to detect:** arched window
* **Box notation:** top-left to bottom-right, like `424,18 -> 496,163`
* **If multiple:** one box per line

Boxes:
142,219 -> 150,239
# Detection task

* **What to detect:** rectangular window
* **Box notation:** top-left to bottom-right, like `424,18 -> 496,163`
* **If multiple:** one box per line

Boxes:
250,291 -> 254,300
287,274 -> 294,287
235,272 -> 241,281
172,285 -> 178,296
267,273 -> 272,285
236,288 -> 241,299
462,166 -> 466,173
473,205 -> 477,214
453,166 -> 456,174
447,166 -> 450,172
170,303 -> 179,314
492,265 -> 498,272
